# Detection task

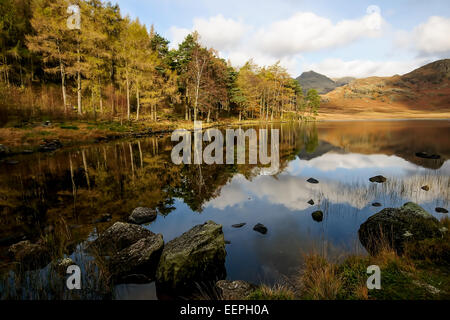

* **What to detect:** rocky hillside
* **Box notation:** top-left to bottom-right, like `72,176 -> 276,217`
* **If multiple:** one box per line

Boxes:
321,59 -> 450,119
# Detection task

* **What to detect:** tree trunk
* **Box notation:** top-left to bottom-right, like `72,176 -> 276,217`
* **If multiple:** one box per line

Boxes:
77,46 -> 82,115
136,83 -> 140,121
207,109 -> 211,123
126,66 -> 130,121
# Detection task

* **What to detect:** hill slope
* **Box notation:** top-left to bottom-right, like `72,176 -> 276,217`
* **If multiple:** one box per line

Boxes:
296,71 -> 338,94
320,59 -> 450,119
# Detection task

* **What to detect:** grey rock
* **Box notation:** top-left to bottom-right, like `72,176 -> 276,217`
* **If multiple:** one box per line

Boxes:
129,207 -> 157,225
156,221 -> 226,292
109,234 -> 164,284
90,222 -> 155,254
359,202 -> 444,255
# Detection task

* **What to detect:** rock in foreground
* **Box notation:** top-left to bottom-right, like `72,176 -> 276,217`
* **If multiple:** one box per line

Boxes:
9,240 -> 51,270
216,280 -> 256,300
312,211 -> 324,222
90,222 -> 155,254
156,221 -> 226,293
359,202 -> 444,255
109,234 -> 164,284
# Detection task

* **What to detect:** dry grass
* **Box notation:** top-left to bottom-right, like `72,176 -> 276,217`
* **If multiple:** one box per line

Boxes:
298,253 -> 343,300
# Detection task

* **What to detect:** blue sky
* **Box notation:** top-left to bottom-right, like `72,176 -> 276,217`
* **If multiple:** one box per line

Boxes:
114,0 -> 450,78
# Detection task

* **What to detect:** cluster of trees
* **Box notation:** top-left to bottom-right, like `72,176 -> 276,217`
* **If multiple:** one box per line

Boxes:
0,0 -> 320,123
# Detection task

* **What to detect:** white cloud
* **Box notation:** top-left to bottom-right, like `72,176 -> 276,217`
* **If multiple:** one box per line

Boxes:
254,10 -> 384,58
301,57 -> 432,78
167,6 -> 385,76
413,16 -> 450,55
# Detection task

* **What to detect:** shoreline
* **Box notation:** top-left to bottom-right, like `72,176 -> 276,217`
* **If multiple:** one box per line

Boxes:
1,117 -> 449,159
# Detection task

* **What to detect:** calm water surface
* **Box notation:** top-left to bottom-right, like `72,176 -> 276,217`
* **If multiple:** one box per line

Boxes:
1,120 -> 449,299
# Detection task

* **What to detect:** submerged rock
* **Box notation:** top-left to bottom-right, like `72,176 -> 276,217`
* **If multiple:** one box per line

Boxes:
307,178 -> 319,184
416,152 -> 441,160
8,240 -> 51,270
436,207 -> 448,214
216,280 -> 257,300
232,223 -> 246,228
359,202 -> 444,255
253,223 -> 268,234
90,222 -> 155,254
307,199 -> 315,205
369,175 -> 387,183
109,234 -> 164,284
129,207 -> 157,225
156,221 -> 226,293
312,211 -> 324,222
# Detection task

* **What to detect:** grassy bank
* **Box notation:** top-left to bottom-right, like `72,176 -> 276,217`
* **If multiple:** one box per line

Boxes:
248,217 -> 450,300
0,118 -> 290,155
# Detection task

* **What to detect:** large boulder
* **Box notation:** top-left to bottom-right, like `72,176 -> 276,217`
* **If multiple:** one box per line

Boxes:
109,234 -> 164,284
156,221 -> 226,294
359,202 -> 445,255
216,280 -> 256,300
8,240 -> 51,270
90,222 -> 155,254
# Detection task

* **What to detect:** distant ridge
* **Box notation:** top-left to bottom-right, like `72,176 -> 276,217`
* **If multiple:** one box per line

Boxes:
296,71 -> 337,94
296,71 -> 356,94
320,59 -> 450,119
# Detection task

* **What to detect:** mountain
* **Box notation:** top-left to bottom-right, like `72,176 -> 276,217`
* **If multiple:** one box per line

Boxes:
320,59 -> 450,119
296,71 -> 338,94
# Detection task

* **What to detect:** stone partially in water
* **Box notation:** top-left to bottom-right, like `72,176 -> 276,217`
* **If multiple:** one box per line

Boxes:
129,207 -> 157,225
109,234 -> 164,284
8,240 -> 51,270
312,211 -> 324,222
216,280 -> 257,300
156,221 -> 226,293
253,223 -> 268,234
369,175 -> 387,183
436,207 -> 448,214
358,202 -> 444,255
372,202 -> 382,207
416,152 -> 441,160
90,222 -> 155,254
232,223 -> 246,228
307,178 -> 319,184
421,185 -> 430,191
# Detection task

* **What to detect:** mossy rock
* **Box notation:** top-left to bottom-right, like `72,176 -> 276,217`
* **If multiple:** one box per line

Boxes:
156,221 -> 226,294
358,202 -> 445,255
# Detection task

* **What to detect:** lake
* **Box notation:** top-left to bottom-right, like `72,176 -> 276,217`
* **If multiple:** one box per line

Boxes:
1,120 -> 449,299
